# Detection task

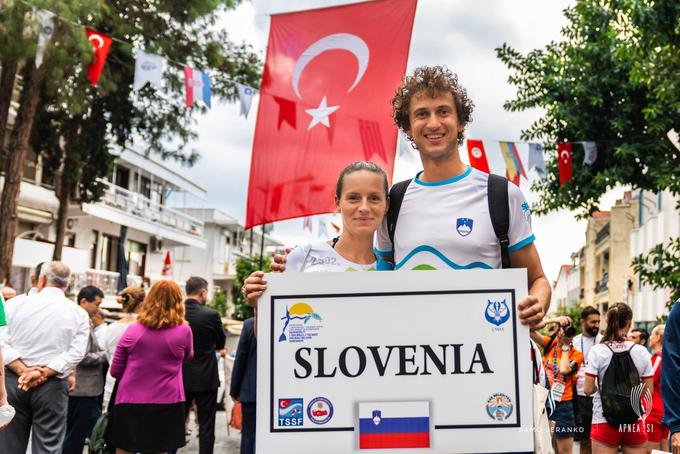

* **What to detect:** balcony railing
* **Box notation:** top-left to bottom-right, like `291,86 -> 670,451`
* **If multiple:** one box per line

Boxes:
72,269 -> 142,296
596,272 -> 609,294
596,224 -> 610,244
96,179 -> 203,237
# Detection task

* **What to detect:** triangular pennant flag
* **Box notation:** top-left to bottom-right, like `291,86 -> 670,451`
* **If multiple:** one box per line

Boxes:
318,218 -> 329,239
161,250 -> 173,277
499,141 -> 519,180
557,143 -> 573,186
528,143 -> 546,177
397,132 -> 416,162
467,139 -> 490,173
506,169 -> 520,186
85,28 -> 112,86
133,51 -> 165,91
35,10 -> 55,68
303,217 -> 313,233
582,141 -> 598,165
236,83 -> 257,118
184,66 -> 212,108
668,129 -> 680,151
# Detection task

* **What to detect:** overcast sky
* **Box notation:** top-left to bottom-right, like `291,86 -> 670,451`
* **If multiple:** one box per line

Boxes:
169,0 -> 625,283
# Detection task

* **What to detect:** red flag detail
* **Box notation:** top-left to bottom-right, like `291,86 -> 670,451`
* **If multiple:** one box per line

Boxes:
505,169 -> 520,186
273,95 -> 297,130
557,142 -> 573,186
245,0 -> 417,229
161,250 -> 173,276
85,28 -> 112,86
359,119 -> 387,162
466,139 -> 490,173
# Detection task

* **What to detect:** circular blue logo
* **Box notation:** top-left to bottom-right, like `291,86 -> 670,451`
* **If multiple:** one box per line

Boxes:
307,397 -> 333,425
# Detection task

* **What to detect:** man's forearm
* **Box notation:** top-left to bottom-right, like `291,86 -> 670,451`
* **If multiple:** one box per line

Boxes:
6,359 -> 29,376
529,276 -> 551,313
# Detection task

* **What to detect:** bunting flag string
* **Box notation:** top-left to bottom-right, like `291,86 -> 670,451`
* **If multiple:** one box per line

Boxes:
23,3 -> 245,114
456,138 -> 598,187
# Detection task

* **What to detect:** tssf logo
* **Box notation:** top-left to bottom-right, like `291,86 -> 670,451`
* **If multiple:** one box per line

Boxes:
278,398 -> 303,426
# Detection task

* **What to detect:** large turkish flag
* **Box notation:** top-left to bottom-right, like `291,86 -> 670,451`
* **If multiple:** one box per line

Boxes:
245,0 -> 417,229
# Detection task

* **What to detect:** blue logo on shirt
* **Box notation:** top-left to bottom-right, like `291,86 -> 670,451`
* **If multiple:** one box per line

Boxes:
521,202 -> 531,223
456,218 -> 474,237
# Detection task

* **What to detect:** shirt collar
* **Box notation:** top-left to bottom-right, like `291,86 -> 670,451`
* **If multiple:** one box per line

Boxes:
38,287 -> 66,298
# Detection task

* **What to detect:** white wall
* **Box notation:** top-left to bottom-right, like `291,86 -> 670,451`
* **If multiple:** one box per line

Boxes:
629,190 -> 680,321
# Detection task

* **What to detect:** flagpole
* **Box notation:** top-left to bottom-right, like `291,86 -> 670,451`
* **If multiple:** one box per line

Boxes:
259,225 -> 266,269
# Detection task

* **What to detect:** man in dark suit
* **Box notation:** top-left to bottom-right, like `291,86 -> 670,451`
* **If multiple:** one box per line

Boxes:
182,277 -> 226,454
230,317 -> 256,454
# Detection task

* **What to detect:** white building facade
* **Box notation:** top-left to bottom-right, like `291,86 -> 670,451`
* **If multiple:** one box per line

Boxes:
629,189 -> 680,326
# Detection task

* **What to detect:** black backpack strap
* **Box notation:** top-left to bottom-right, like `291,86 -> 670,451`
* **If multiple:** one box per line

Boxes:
387,179 -> 412,247
487,174 -> 511,269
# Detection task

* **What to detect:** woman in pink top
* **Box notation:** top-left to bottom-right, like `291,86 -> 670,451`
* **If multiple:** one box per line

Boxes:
109,280 -> 193,454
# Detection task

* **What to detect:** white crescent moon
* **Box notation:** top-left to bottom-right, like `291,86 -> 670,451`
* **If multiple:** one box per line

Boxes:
560,150 -> 570,161
291,33 -> 369,100
89,34 -> 104,49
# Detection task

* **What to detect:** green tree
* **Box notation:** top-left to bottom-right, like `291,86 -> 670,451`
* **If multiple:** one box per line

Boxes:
232,255 -> 271,321
496,0 -> 679,311
208,287 -> 228,317
632,238 -> 680,310
0,0 -> 261,271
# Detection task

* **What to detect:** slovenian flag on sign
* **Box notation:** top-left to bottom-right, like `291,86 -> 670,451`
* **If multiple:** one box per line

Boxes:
358,401 -> 430,450
184,65 -> 211,108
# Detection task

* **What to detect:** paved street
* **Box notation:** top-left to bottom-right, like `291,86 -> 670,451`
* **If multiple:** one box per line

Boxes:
178,410 -> 241,454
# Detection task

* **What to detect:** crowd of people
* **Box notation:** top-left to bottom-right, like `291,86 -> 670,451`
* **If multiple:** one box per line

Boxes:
0,263 -> 227,454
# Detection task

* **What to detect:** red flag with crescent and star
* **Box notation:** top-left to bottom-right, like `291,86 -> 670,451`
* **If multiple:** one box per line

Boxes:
85,28 -> 112,86
245,0 -> 417,229
466,139 -> 490,174
557,142 -> 573,186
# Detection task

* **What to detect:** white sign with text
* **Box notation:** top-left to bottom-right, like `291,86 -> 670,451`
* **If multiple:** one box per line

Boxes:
256,269 -> 534,453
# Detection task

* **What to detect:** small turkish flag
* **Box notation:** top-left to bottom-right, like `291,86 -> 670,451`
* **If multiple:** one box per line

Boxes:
161,250 -> 173,277
85,28 -> 112,86
557,142 -> 573,186
466,139 -> 490,173
245,0 -> 417,229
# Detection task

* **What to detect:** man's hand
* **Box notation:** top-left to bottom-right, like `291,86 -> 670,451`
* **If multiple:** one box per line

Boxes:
243,271 -> 267,309
67,372 -> 76,393
270,248 -> 292,273
671,432 -> 679,454
17,367 -> 47,392
518,296 -> 545,329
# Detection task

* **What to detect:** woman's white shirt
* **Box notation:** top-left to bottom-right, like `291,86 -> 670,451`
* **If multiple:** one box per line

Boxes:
285,241 -> 376,273
585,340 -> 653,424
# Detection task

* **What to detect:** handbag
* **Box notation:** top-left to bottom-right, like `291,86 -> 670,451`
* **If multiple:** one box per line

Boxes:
531,341 -> 554,454
89,380 -> 119,454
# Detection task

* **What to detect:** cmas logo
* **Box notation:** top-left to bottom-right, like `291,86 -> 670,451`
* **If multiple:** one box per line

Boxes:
307,397 -> 334,425
456,218 -> 474,237
279,302 -> 323,343
485,300 -> 510,327
521,202 -> 531,223
486,393 -> 514,421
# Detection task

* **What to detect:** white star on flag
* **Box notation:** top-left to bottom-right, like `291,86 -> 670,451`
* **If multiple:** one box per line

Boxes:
305,96 -> 340,130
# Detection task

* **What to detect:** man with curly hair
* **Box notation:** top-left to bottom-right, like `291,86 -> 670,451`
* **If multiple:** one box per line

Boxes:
374,65 -> 551,329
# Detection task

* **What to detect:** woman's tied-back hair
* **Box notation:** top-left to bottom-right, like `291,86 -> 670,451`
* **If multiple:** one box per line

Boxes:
602,302 -> 633,343
391,65 -> 474,146
116,286 -> 145,313
335,161 -> 389,200
137,280 -> 185,330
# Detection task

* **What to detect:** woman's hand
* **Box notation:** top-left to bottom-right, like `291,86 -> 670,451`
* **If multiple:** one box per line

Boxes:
243,271 -> 267,309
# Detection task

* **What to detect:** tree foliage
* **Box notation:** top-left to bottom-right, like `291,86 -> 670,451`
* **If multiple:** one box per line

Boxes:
232,255 -> 271,321
496,0 -> 679,218
208,287 -> 228,317
632,237 -> 680,312
0,0 -> 261,266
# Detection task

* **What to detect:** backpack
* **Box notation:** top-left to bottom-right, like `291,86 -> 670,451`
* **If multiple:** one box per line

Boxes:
386,173 -> 511,268
599,344 -> 642,426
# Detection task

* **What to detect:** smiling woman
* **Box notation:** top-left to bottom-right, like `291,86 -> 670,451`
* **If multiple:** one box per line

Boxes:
243,161 -> 389,309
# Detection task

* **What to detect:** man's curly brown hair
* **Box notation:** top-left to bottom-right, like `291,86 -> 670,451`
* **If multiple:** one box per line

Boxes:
391,66 -> 474,146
